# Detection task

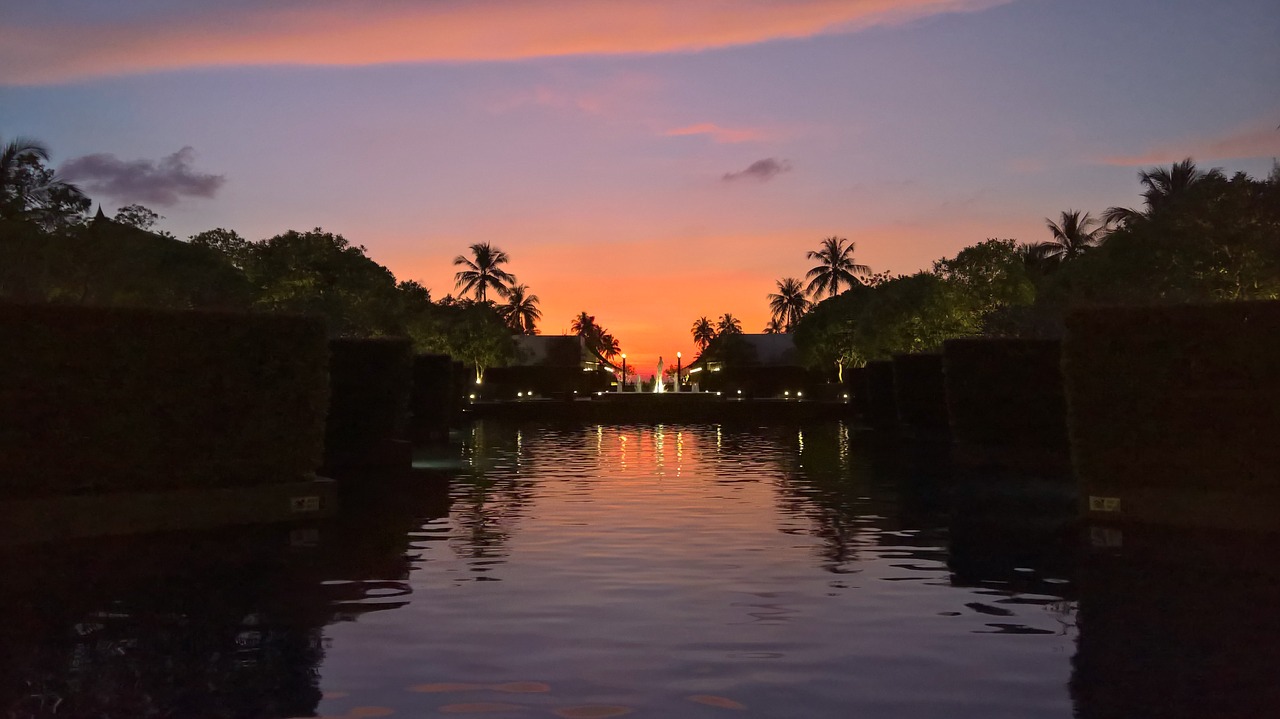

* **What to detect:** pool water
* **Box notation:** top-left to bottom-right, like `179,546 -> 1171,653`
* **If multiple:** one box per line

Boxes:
2,421 -> 1275,718
334,422 -> 1078,719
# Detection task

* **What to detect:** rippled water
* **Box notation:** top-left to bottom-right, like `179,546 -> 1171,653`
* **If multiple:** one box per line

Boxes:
2,421 -> 1276,718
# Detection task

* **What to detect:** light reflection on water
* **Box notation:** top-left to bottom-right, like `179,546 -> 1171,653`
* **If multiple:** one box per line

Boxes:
3,421 -> 1278,718
317,421 -> 1080,718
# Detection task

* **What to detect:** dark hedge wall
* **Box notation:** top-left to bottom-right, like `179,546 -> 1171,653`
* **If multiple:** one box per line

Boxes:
863,360 -> 898,428
410,354 -> 458,433
324,338 -> 412,467
1064,301 -> 1280,492
943,338 -> 1068,448
0,303 -> 328,497
892,353 -> 948,431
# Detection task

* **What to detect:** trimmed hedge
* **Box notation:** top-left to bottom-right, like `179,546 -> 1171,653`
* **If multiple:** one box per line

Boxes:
324,338 -> 412,468
863,360 -> 898,427
845,367 -> 869,416
1064,301 -> 1280,493
0,303 -> 328,497
943,338 -> 1068,448
892,353 -> 948,431
410,353 -> 458,435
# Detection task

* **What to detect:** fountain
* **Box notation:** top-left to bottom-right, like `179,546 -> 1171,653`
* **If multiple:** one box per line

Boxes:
653,356 -> 665,393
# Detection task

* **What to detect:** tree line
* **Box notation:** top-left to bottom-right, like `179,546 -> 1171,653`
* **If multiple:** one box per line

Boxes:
0,135 -> 563,381
681,158 -> 1278,380
779,159 -> 1280,379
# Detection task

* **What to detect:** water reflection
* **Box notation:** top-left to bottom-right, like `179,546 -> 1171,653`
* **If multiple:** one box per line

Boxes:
0,468 -> 450,719
1071,527 -> 1280,719
2,422 -> 1274,716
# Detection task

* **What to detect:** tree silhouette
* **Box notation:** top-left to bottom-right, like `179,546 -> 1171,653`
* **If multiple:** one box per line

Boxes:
767,277 -> 811,332
596,331 -> 621,360
690,316 -> 716,351
452,242 -> 516,302
805,236 -> 870,299
571,311 -> 620,360
1103,158 -> 1223,227
1037,210 -> 1105,261
716,313 -> 743,335
499,284 -> 542,334
0,135 -> 88,227
570,311 -> 597,337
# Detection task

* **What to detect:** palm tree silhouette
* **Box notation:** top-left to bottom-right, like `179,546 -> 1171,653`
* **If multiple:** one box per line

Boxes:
1036,210 -> 1105,261
716,313 -> 743,335
690,316 -> 716,351
767,277 -> 811,332
453,242 -> 516,302
0,135 -> 86,222
763,317 -> 785,333
571,311 -> 620,361
596,331 -> 621,361
805,236 -> 870,299
500,284 -> 542,334
570,311 -> 597,337
1103,158 -> 1222,227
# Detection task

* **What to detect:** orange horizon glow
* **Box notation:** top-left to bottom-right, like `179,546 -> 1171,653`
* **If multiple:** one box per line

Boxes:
379,214 -> 1042,373
1098,121 -> 1280,167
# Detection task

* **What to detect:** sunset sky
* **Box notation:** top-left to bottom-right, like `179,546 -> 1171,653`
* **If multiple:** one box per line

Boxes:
2,0 -> 1278,369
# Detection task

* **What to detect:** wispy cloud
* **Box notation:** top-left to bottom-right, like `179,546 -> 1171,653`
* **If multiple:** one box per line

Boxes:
665,122 -> 767,144
722,157 -> 792,182
60,147 -> 225,206
1099,122 -> 1280,166
0,0 -> 1013,84
486,73 -> 661,117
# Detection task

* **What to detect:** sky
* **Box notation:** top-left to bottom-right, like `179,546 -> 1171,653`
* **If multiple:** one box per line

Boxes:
3,0 -> 1278,371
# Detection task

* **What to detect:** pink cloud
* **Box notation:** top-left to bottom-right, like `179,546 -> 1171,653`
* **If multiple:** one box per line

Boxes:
1,0 -> 1013,84
486,74 -> 662,117
664,122 -> 768,143
1099,122 -> 1280,166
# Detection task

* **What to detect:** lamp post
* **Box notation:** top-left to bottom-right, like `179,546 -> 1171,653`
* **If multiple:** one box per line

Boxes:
676,352 -> 682,393
621,354 -> 627,393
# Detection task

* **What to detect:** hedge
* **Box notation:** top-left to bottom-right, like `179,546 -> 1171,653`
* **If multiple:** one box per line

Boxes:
410,353 -> 458,434
892,353 -> 948,431
863,360 -> 898,427
943,338 -> 1068,449
1064,301 -> 1280,493
324,338 -> 413,468
0,303 -> 328,497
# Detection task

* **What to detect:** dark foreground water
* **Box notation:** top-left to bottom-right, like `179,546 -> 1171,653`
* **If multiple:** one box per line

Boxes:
2,422 -> 1277,718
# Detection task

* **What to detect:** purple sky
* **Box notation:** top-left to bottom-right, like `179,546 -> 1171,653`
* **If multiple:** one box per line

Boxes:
3,0 -> 1277,366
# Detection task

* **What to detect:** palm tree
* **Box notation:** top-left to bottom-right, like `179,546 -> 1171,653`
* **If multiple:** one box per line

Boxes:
570,311 -> 597,337
805,236 -> 870,299
1016,242 -> 1055,276
1037,210 -> 1105,261
1103,158 -> 1222,228
453,242 -> 516,302
716,313 -> 743,335
597,331 -> 621,361
571,311 -> 621,361
1,135 -> 86,223
767,277 -> 811,332
763,317 -> 785,334
500,284 -> 542,334
690,316 -> 716,351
